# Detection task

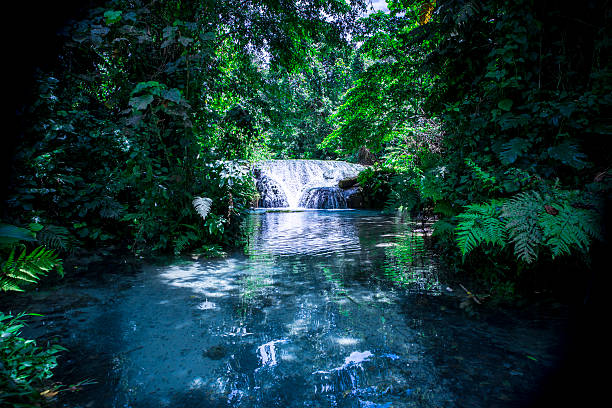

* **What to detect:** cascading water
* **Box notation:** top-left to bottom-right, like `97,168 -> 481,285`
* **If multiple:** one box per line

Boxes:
254,160 -> 364,209
299,187 -> 347,209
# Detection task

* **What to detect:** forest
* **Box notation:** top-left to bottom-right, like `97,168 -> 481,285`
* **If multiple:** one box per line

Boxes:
1,0 -> 610,406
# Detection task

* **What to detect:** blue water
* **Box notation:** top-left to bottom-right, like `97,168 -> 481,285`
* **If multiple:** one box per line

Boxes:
6,210 -> 567,407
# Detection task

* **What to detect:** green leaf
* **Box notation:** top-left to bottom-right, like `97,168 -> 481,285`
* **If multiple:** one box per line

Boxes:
104,10 -> 122,25
178,36 -> 194,47
129,95 -> 154,111
131,81 -> 164,96
28,223 -> 44,232
547,141 -> 587,169
498,99 -> 513,111
455,200 -> 507,257
499,138 -> 530,164
162,89 -> 182,103
0,224 -> 36,245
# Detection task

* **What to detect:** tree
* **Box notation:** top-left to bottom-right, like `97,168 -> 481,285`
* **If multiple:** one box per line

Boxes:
5,0 -> 367,255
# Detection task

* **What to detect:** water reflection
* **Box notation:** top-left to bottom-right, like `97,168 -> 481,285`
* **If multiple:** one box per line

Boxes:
382,228 -> 442,293
8,210 -> 568,408
246,210 -> 363,257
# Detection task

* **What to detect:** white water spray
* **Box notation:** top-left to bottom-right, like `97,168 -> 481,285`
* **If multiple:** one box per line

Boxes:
255,160 -> 364,208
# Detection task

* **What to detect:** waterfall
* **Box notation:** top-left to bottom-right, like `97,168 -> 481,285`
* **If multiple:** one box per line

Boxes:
254,160 -> 364,209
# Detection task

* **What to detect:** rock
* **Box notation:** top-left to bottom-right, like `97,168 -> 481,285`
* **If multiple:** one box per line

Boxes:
203,344 -> 227,360
344,187 -> 364,208
338,176 -> 358,189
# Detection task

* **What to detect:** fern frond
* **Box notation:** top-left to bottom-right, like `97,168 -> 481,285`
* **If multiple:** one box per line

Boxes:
500,190 -> 603,262
173,231 -> 198,255
502,191 -> 544,263
455,200 -> 507,257
0,277 -> 23,291
37,225 -> 73,253
1,246 -> 61,292
193,197 -> 213,221
539,204 -> 592,258
464,158 -> 501,192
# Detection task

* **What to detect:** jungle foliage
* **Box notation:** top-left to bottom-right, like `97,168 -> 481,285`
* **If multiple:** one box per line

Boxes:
0,312 -> 67,407
3,0 -> 611,284
3,1 -> 369,402
5,0 -> 610,403
0,223 -> 65,406
319,0 -> 611,289
4,0 -> 366,256
0,223 -> 64,292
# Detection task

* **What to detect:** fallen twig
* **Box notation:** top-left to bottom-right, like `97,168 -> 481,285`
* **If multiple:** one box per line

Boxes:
459,283 -> 481,304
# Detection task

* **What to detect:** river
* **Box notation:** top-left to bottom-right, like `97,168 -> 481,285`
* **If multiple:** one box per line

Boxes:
5,210 -> 569,407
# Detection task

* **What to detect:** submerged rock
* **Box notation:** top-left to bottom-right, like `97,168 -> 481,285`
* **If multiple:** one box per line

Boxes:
203,344 -> 227,360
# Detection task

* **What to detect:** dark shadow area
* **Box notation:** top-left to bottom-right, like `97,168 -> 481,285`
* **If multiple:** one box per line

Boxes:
3,0 -> 104,206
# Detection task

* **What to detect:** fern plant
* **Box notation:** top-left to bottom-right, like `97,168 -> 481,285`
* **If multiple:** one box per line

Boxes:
0,224 -> 67,404
1,245 -> 63,292
0,223 -> 64,292
539,204 -> 600,259
192,197 -> 213,220
172,225 -> 200,256
455,189 -> 603,264
36,225 -> 74,254
464,158 -> 502,193
501,191 -> 544,263
455,200 -> 507,259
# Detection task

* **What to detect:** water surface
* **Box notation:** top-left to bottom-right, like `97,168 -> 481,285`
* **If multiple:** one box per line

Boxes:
6,210 -> 568,407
